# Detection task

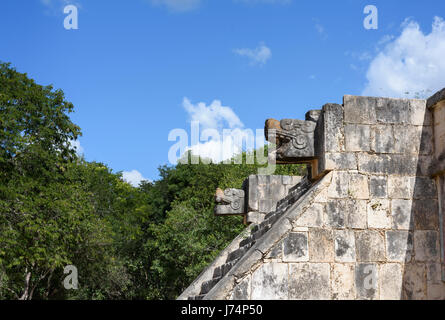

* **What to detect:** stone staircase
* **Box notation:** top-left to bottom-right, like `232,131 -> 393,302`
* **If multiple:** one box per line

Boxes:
187,176 -> 313,300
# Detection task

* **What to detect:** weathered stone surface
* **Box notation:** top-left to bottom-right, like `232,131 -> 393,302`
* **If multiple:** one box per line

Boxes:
309,228 -> 334,262
322,103 -> 344,153
324,152 -> 357,170
409,99 -> 430,125
331,263 -> 355,300
289,263 -> 330,300
358,154 -> 418,175
283,232 -> 309,262
334,230 -> 356,262
393,125 -> 424,155
325,201 -> 346,229
294,203 -> 324,227
231,275 -> 251,300
346,200 -> 368,229
385,231 -> 413,262
367,199 -> 391,229
388,176 -> 414,199
214,188 -> 245,215
391,199 -> 413,230
402,263 -> 426,300
266,240 -> 282,260
369,175 -> 387,198
345,124 -> 371,152
327,171 -> 349,198
348,173 -> 369,199
379,264 -> 403,300
343,95 -> 377,124
371,125 -> 394,153
375,98 -> 409,124
251,263 -> 288,300
414,231 -> 440,262
246,212 -> 265,224
413,199 -> 439,230
259,199 -> 275,213
355,230 -> 385,262
355,263 -> 379,300
412,177 -> 437,199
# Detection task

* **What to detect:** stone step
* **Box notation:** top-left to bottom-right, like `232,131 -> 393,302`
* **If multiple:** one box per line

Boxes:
200,277 -> 222,295
226,243 -> 253,263
188,294 -> 206,300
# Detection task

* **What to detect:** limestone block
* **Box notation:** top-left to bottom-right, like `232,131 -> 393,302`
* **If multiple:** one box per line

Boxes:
402,263 -> 426,300
413,199 -> 439,230
412,177 -> 437,199
414,231 -> 440,262
375,98 -> 409,124
393,125 -> 420,154
379,263 -> 403,300
247,212 -> 265,225
367,199 -> 391,229
369,175 -> 387,199
355,263 -> 379,300
408,99 -> 430,125
294,203 -> 324,228
231,275 -> 251,300
348,173 -> 369,199
309,228 -> 334,262
266,240 -> 282,260
391,199 -> 413,230
417,125 -> 434,155
327,171 -> 349,199
325,201 -> 346,229
289,263 -> 331,300
334,230 -> 356,262
322,103 -> 345,153
282,232 -> 309,262
426,263 -> 445,300
251,263 -> 288,300
358,154 -> 418,175
259,199 -> 275,213
371,125 -> 394,153
345,124 -> 371,152
385,230 -> 413,262
331,263 -> 355,300
388,176 -> 414,199
324,152 -> 357,170
346,200 -> 367,229
343,95 -> 377,125
355,230 -> 385,262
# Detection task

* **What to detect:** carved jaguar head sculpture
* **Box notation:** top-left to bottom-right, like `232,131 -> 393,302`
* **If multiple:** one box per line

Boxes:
264,113 -> 319,161
214,188 -> 245,215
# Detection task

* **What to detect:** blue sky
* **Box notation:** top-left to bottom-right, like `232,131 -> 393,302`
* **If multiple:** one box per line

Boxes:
1,0 -> 445,185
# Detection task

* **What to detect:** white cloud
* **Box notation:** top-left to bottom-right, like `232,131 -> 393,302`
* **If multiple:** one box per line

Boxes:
183,98 -> 243,130
362,16 -> 445,98
181,98 -> 264,163
122,170 -> 148,187
150,0 -> 201,12
234,43 -> 272,66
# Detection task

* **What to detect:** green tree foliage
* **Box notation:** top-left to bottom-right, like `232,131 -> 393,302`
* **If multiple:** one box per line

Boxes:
0,62 -> 305,300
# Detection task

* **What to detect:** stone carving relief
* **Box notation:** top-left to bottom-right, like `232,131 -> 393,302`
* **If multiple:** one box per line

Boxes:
214,188 -> 245,215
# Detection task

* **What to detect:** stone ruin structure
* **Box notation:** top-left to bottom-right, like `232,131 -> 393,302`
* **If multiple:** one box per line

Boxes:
178,88 -> 445,300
